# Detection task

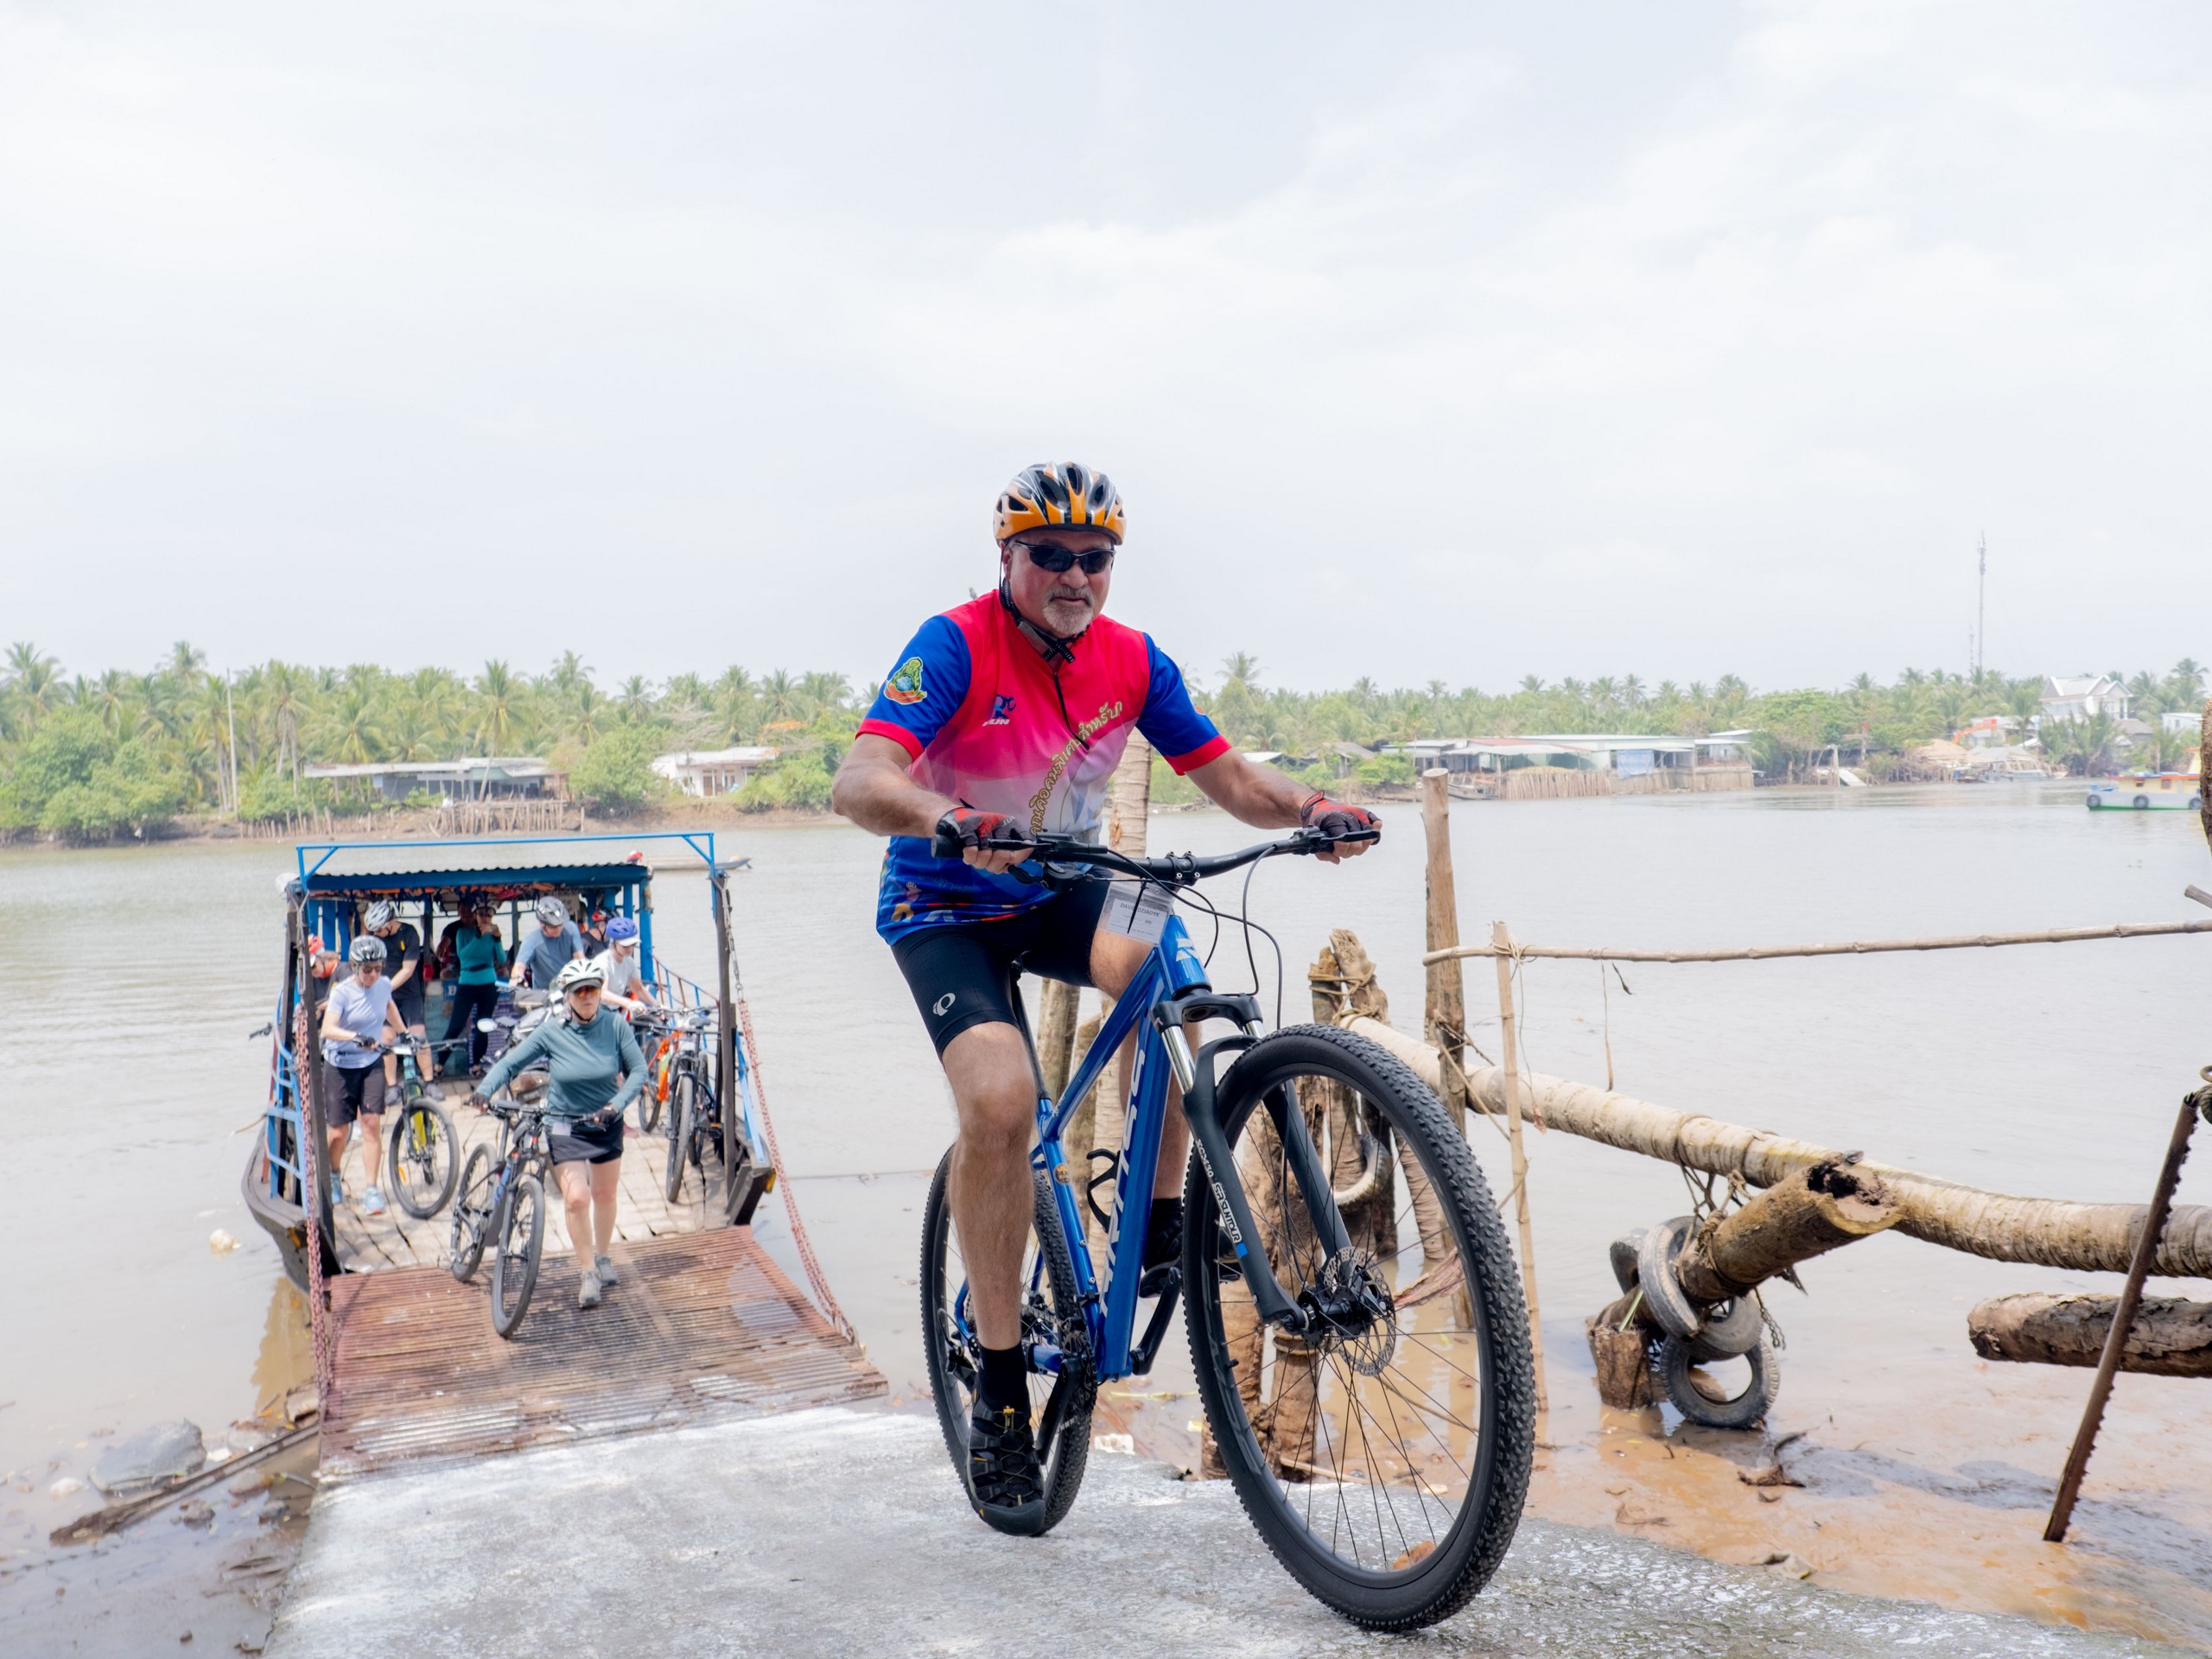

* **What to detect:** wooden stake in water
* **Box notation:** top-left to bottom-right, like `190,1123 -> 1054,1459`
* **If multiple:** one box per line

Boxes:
1420,770 -> 1468,1122
2044,1090 -> 2198,1541
1491,918 -> 1547,1414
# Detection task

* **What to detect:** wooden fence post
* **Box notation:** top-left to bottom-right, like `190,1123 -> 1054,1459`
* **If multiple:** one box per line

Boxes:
1420,770 -> 1468,1122
1088,736 -> 1154,1181
1491,918 -> 1548,1414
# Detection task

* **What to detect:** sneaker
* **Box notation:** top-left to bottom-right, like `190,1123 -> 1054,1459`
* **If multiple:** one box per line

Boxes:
594,1253 -> 620,1287
578,1268 -> 604,1309
327,1173 -> 345,1211
361,1186 -> 387,1217
966,1408 -> 1048,1536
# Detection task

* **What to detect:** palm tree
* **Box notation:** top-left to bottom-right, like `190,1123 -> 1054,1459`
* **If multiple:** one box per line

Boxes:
4,642 -> 65,727
760,671 -> 802,726
798,671 -> 850,719
475,661 -> 519,753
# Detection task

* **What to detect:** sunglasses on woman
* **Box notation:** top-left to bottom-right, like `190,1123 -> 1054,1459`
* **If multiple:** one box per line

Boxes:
1014,541 -> 1116,575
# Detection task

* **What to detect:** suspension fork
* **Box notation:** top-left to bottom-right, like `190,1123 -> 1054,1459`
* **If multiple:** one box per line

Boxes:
1159,1012 -> 1352,1334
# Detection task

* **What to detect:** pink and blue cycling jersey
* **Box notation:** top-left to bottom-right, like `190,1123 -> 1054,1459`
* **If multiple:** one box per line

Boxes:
857,593 -> 1230,941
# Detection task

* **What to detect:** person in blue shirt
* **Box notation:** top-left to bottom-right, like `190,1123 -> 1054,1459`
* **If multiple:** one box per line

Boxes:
511,895 -> 585,991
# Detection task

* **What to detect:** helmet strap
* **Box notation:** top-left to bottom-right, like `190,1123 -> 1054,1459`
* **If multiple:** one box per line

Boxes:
996,576 -> 1085,670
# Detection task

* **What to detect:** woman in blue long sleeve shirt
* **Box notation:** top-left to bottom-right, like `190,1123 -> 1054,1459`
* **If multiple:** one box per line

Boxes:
473,957 -> 645,1308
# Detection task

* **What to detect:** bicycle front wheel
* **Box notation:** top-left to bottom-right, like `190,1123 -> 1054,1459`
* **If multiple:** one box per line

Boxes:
490,1174 -> 546,1339
919,1152 -> 1092,1535
386,1099 -> 460,1218
1184,1023 -> 1534,1630
448,1147 -> 493,1281
664,1075 -> 696,1203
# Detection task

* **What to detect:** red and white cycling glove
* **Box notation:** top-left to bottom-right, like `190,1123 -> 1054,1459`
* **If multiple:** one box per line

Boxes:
1298,792 -> 1381,841
931,806 -> 1034,859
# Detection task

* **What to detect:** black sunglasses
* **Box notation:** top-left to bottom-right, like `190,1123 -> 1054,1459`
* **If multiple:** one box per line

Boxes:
1014,540 -> 1116,575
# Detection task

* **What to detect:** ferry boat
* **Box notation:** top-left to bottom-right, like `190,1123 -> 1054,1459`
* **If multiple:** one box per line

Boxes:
242,832 -> 772,1290
2086,772 -> 2203,811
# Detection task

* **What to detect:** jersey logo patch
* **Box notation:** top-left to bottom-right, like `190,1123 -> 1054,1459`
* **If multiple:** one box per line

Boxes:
884,657 -> 927,705
987,694 -> 1015,725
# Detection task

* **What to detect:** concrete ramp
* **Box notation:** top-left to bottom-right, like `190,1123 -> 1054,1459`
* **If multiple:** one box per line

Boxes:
266,1410 -> 2176,1659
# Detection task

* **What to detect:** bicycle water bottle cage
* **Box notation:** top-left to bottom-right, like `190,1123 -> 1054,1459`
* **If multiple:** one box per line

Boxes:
1084,1149 -> 1121,1233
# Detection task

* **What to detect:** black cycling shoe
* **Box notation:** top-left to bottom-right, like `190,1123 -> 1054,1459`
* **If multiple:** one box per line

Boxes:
967,1407 -> 1049,1536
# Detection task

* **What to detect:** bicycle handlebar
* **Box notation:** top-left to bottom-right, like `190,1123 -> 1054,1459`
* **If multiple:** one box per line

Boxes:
974,825 -> 1376,887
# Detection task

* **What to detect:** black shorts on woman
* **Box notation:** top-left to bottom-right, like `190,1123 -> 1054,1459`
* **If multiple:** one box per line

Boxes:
890,880 -> 1109,1056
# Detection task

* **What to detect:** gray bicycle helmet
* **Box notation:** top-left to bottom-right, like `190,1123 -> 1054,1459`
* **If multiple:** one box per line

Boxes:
348,934 -> 388,965
362,900 -> 396,930
535,896 -> 570,927
554,957 -> 607,996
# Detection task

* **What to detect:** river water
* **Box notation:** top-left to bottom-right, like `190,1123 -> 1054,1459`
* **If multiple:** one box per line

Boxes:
8,785 -> 2212,1649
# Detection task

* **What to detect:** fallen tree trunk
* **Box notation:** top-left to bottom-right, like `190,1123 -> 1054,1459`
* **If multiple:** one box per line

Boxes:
1673,1162 -> 1900,1302
1970,1294 -> 2212,1376
1338,1015 -> 2212,1277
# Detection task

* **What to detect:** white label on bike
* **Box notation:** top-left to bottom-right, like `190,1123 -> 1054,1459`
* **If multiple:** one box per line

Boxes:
1098,878 -> 1171,944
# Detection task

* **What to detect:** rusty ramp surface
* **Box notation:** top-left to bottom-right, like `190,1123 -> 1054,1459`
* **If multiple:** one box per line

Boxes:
319,1226 -> 884,1477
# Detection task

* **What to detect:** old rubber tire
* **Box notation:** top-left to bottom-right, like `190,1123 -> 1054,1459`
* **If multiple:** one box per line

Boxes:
1657,1332 -> 1779,1429
918,1153 -> 1092,1535
1688,1294 -> 1764,1360
448,1147 -> 493,1281
1636,1217 -> 1704,1341
2133,795 -> 2151,810
1185,1023 -> 1535,1632
1609,1228 -> 1646,1294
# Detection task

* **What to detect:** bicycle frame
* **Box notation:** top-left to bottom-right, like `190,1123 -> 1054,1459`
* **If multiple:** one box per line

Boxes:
1025,911 -> 1354,1384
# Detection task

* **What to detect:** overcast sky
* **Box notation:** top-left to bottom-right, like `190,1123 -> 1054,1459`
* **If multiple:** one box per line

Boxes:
3,2 -> 2207,696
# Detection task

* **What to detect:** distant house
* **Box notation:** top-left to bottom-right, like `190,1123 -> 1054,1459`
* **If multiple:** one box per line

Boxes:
1399,732 -> 1751,779
652,746 -> 779,798
2163,710 -> 2202,735
302,757 -> 564,802
1955,715 -> 2019,749
2041,675 -> 2130,723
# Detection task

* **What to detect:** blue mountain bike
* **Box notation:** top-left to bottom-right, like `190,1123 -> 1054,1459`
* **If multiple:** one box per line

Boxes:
918,827 -> 1535,1630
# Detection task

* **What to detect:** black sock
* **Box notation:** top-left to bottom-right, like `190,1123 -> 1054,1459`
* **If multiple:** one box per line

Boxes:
1143,1197 -> 1185,1271
976,1344 -> 1029,1421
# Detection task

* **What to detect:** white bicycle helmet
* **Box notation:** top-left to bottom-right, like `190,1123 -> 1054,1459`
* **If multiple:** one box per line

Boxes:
362,900 -> 396,930
348,934 -> 388,965
554,957 -> 607,997
535,896 -> 571,927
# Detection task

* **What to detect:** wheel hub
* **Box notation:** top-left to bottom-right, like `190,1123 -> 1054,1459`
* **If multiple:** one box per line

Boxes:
1304,1247 -> 1399,1376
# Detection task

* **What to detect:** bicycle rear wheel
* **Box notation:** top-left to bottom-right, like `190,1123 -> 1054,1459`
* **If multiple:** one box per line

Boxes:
1184,1023 -> 1534,1630
448,1147 -> 493,1281
386,1098 -> 460,1218
642,1048 -> 667,1135
919,1152 -> 1092,1535
490,1174 -> 546,1338
665,1075 -> 696,1202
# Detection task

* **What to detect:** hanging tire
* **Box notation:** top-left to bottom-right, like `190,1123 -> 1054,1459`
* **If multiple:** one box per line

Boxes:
386,1098 -> 460,1219
1656,1332 -> 1780,1429
918,1153 -> 1093,1535
1635,1217 -> 1704,1341
448,1147 -> 493,1281
1609,1228 -> 1646,1294
1688,1294 -> 1764,1360
489,1174 -> 546,1339
2133,795 -> 2151,810
1185,1023 -> 1535,1631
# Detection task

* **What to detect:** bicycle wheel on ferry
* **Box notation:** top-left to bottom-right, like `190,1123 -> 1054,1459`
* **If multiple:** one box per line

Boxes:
387,1098 -> 460,1219
449,1147 -> 494,1281
664,1075 -> 696,1203
1183,1023 -> 1535,1631
641,1048 -> 668,1135
489,1174 -> 546,1339
919,1154 -> 1092,1535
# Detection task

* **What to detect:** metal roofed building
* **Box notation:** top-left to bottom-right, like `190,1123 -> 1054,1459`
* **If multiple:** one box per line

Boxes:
301,757 -> 566,802
2041,675 -> 2130,723
1401,732 -> 1752,779
652,746 -> 779,798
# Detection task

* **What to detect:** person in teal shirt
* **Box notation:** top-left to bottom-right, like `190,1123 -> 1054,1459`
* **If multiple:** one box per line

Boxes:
441,899 -> 508,1074
471,957 -> 644,1309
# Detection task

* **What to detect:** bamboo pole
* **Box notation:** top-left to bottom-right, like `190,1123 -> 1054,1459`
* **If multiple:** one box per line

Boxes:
1422,917 -> 2212,967
2045,1092 -> 2199,1541
1327,1031 -> 2212,1279
1491,920 -> 1546,1414
1420,771 -> 1468,1120
1088,735 -> 1154,1175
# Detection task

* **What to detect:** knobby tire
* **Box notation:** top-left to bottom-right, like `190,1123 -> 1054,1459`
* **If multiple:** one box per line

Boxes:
387,1097 -> 460,1219
448,1146 -> 493,1281
490,1173 -> 546,1338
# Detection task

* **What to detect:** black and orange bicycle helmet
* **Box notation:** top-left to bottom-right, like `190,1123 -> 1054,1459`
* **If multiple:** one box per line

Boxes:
992,462 -> 1125,543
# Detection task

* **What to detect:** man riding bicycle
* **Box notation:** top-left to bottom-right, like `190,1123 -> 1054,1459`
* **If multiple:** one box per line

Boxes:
830,461 -> 1376,1534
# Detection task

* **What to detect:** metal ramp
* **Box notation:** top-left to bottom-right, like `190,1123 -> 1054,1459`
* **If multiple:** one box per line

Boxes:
318,1226 -> 884,1478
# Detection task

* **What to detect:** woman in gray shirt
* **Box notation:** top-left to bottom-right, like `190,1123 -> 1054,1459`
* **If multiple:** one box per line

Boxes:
472,957 -> 644,1308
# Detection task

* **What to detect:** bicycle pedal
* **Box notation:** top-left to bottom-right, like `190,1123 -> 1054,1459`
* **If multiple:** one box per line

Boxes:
1137,1262 -> 1181,1299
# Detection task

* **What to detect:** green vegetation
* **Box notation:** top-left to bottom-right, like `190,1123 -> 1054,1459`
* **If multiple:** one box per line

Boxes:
3,641 -> 2202,842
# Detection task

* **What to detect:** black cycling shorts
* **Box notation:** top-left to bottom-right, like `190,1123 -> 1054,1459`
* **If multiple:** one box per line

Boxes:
549,1117 -> 626,1166
890,881 -> 1109,1056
